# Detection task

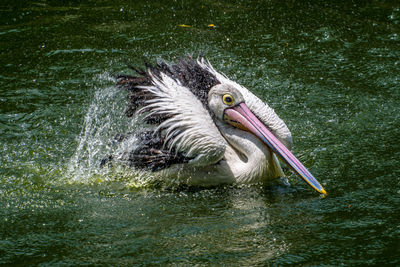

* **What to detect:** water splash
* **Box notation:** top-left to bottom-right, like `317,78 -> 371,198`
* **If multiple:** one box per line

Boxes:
66,73 -> 150,186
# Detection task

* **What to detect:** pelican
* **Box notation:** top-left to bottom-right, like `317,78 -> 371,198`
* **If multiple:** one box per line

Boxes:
115,56 -> 326,195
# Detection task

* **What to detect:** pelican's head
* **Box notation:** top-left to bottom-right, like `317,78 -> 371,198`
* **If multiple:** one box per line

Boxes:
208,84 -> 327,195
208,84 -> 246,120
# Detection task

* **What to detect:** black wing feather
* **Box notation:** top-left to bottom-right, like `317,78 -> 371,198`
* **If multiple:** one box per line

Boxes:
126,131 -> 192,171
113,56 -> 220,171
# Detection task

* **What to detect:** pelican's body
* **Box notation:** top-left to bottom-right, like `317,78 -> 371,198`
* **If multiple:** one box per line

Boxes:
156,81 -> 288,186
161,132 -> 284,186
116,57 -> 326,194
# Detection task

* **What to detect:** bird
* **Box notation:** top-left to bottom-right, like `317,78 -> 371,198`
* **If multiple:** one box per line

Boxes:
114,56 -> 326,195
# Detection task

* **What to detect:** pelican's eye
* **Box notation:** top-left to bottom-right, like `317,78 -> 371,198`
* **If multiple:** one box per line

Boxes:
222,94 -> 235,106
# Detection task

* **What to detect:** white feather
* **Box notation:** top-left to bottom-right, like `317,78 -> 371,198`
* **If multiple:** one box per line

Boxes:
140,72 -> 227,166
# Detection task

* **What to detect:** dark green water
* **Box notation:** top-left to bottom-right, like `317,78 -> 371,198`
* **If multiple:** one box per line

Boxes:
1,0 -> 400,265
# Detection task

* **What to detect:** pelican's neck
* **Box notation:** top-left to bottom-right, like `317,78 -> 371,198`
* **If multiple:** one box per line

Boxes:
216,121 -> 284,183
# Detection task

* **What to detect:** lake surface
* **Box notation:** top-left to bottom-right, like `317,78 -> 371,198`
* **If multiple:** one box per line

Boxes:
1,0 -> 400,265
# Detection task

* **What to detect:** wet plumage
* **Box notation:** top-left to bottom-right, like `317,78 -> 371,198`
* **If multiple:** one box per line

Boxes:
114,56 -> 326,194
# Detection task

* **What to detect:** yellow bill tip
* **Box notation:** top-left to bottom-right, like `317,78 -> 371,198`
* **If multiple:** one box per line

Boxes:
321,188 -> 327,196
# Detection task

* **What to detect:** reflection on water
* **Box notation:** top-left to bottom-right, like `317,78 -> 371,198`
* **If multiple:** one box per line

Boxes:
1,0 -> 400,265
